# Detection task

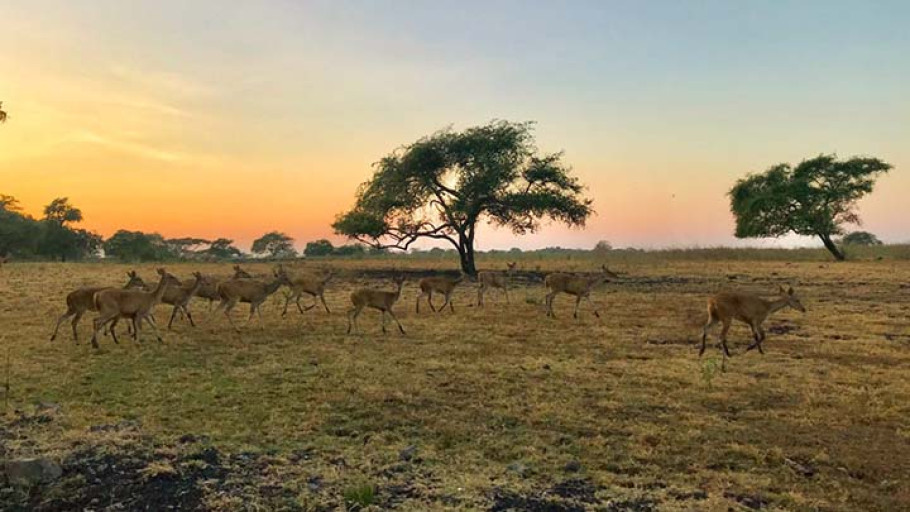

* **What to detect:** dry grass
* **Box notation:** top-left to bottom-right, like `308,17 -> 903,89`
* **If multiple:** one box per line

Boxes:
1,257 -> 909,510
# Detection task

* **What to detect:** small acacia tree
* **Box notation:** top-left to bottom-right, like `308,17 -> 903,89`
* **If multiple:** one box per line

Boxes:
841,231 -> 882,246
729,154 -> 891,261
333,121 -> 593,274
252,231 -> 297,259
0,101 -> 7,123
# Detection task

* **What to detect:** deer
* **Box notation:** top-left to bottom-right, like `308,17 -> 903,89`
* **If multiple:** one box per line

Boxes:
544,265 -> 618,319
0,255 -> 8,269
233,264 -> 253,278
50,270 -> 148,342
476,262 -> 517,307
347,275 -> 407,334
416,273 -> 465,313
89,268 -> 181,348
194,265 -> 254,310
701,285 -> 806,357
214,267 -> 291,331
162,271 -> 210,329
281,267 -> 335,316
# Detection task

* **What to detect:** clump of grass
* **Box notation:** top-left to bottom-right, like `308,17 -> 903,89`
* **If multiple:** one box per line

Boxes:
343,481 -> 376,510
701,357 -> 721,389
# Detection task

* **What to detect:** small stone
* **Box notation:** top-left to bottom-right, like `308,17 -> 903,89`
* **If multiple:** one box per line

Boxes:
563,460 -> 582,473
3,458 -> 63,486
399,445 -> 418,462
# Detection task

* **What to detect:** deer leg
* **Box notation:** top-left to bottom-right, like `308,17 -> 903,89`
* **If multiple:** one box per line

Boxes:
167,306 -> 180,330
183,306 -> 196,327
346,306 -> 359,334
320,294 -> 330,313
428,292 -> 437,312
573,295 -> 582,319
504,286 -> 510,304
415,293 -> 422,314
281,292 -> 293,317
381,310 -> 387,334
71,311 -> 85,342
222,299 -> 240,332
700,316 -> 719,356
387,309 -> 406,334
90,314 -> 116,349
720,319 -> 732,357
545,292 -> 556,317
142,315 -> 164,344
448,293 -> 454,313
50,309 -> 73,342
477,285 -> 484,307
256,303 -> 265,329
586,295 -> 601,318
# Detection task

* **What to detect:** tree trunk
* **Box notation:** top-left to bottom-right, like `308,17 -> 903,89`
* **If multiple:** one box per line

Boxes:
819,233 -> 845,261
456,240 -> 477,276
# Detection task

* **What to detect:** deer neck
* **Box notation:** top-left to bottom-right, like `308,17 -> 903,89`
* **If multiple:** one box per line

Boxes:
766,297 -> 790,315
150,276 -> 170,305
188,277 -> 204,296
264,278 -> 284,296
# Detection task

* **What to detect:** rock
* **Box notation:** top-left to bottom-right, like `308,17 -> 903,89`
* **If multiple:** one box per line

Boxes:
3,458 -> 63,486
399,445 -> 418,462
563,460 -> 582,473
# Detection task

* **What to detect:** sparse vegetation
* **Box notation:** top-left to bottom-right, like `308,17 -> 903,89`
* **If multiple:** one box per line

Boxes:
3,255 -> 908,510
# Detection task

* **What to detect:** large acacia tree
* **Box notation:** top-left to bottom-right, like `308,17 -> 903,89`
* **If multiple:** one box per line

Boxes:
333,121 -> 593,274
729,154 -> 891,261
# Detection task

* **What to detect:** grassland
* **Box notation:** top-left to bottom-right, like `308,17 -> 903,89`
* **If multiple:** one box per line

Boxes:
1,254 -> 909,510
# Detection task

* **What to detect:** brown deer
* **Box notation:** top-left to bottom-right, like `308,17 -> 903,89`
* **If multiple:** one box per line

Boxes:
0,255 -> 8,269
701,285 -> 806,357
90,269 -> 181,348
416,273 -> 465,313
544,265 -> 618,319
281,267 -> 335,316
347,275 -> 406,334
163,271 -> 209,329
50,270 -> 148,342
233,264 -> 253,278
194,265 -> 254,310
477,262 -> 517,306
214,267 -> 291,330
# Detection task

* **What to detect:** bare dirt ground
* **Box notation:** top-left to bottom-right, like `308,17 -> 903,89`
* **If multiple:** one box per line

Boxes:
1,258 -> 909,510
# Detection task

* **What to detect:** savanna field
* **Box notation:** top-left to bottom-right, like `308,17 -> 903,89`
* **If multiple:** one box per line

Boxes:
1,252 -> 909,511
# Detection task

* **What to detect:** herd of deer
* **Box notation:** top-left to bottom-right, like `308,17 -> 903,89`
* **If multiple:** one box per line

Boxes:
40,261 -> 806,356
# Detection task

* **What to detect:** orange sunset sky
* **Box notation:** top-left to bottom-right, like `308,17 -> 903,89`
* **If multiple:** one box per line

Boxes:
2,1 -> 908,252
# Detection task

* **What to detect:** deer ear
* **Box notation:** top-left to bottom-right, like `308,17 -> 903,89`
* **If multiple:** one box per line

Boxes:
778,285 -> 786,294
788,286 -> 794,295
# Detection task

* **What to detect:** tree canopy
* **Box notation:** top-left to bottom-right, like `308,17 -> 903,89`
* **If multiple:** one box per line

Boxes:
251,231 -> 297,259
104,230 -> 174,261
43,197 -> 83,225
841,230 -> 882,246
729,154 -> 891,261
0,101 -> 7,123
332,120 -> 593,274
304,239 -> 335,257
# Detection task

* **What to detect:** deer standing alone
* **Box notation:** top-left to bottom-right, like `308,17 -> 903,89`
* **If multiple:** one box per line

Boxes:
701,285 -> 806,357
162,271 -> 209,329
348,275 -> 406,334
214,267 -> 291,330
477,262 -> 517,306
544,265 -> 618,319
416,273 -> 465,313
89,268 -> 181,348
50,270 -> 148,342
281,268 -> 335,316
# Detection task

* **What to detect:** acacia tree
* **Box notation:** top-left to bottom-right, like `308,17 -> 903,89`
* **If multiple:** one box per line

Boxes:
841,231 -> 882,246
333,121 -> 593,274
729,154 -> 891,261
0,101 -> 7,123
251,231 -> 297,259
